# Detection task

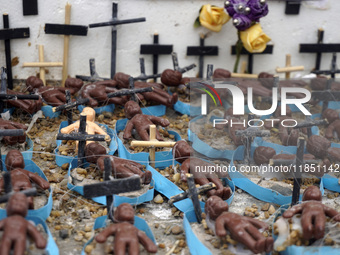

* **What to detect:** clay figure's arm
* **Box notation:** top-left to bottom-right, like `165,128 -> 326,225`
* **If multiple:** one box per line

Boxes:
148,116 -> 170,127
123,121 -> 135,140
323,205 -> 340,221
19,169 -> 50,190
95,224 -> 118,243
27,222 -> 47,249
138,230 -> 158,253
60,121 -> 80,134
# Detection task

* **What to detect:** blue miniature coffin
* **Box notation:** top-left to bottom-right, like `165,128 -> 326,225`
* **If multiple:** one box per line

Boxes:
147,163 -> 235,213
55,121 -> 117,167
272,204 -> 340,255
115,118 -> 182,169
229,145 -> 325,206
0,159 -> 53,221
67,159 -> 154,206
81,215 -> 156,255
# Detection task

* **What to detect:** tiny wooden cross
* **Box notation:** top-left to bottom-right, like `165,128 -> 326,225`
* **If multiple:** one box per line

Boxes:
186,34 -> 218,78
276,54 -> 304,78
83,157 -> 141,222
22,45 -> 63,85
56,114 -> 110,167
169,174 -> 216,223
312,53 -> 340,79
231,61 -> 259,79
0,14 -> 30,89
140,33 -> 173,82
44,3 -> 88,86
300,29 -> 340,71
89,2 -> 146,79
130,125 -> 176,167
75,58 -> 110,82
0,172 -> 37,204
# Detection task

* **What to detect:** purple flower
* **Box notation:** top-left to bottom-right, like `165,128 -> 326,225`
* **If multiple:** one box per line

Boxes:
232,13 -> 252,31
247,0 -> 269,22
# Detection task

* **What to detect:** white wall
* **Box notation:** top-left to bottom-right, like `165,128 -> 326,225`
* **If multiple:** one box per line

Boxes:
0,0 -> 339,81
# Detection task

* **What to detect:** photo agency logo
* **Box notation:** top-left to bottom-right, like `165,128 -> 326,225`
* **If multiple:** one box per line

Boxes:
198,82 -> 312,128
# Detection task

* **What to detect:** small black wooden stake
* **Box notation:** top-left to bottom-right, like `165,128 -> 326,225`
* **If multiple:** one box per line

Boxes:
0,172 -> 37,204
83,157 -> 141,222
187,34 -> 218,78
231,45 -> 273,74
311,79 -> 340,113
312,53 -> 340,79
89,2 -> 146,79
140,34 -> 173,82
293,118 -> 328,138
291,138 -> 305,206
300,29 -> 340,71
206,64 -> 214,81
169,174 -> 216,223
52,98 -> 89,113
0,67 -> 40,113
65,90 -> 73,125
133,58 -> 162,82
0,14 -> 30,89
23,0 -> 38,16
56,114 -> 109,167
76,58 -> 110,82
171,52 -> 197,74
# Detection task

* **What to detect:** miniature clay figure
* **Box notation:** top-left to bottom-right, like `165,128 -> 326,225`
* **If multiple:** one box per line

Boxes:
307,135 -> 340,161
213,68 -> 231,79
283,186 -> 340,240
0,150 -> 50,209
205,196 -> 274,254
80,80 -> 128,107
95,203 -> 157,255
123,101 -> 170,141
114,72 -> 178,107
161,69 -> 183,86
310,75 -> 340,91
0,192 -> 47,255
85,153 -> 152,185
322,108 -> 340,140
26,76 -> 83,106
253,146 -> 276,165
0,119 -> 27,145
173,140 -> 232,200
5,89 -> 42,114
60,107 -> 110,157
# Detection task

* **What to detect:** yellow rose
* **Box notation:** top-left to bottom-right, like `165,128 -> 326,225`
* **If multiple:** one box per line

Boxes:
240,23 -> 271,53
199,4 -> 230,32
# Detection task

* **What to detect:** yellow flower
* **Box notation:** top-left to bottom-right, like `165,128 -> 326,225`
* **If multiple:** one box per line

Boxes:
240,23 -> 271,53
199,5 -> 230,32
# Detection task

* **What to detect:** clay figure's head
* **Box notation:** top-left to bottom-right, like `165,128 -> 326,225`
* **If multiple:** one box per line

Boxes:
114,203 -> 135,224
302,186 -> 322,202
85,143 -> 107,164
65,78 -> 83,93
173,140 -> 193,164
7,192 -> 28,217
124,101 -> 142,119
81,107 -> 96,122
5,149 -> 25,171
26,76 -> 44,92
205,195 -> 229,221
322,108 -> 339,124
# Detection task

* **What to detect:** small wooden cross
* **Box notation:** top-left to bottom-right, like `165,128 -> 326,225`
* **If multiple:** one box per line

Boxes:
0,14 -> 30,89
83,157 -> 141,222
44,3 -> 88,86
130,125 -> 176,167
22,45 -> 63,85
140,33 -> 173,82
230,61 -> 259,79
169,174 -> 216,223
89,2 -> 146,79
300,29 -> 340,71
276,54 -> 304,78
186,34 -> 218,78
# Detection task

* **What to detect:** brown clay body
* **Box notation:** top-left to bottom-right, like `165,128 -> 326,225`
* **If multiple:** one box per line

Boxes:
5,89 -> 42,114
0,119 -> 27,145
253,146 -> 276,165
161,69 -> 183,87
283,186 -> 340,240
95,203 -> 157,255
0,193 -> 47,255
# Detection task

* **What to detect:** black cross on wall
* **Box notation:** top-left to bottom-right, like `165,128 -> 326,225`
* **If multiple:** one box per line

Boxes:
0,14 -> 30,89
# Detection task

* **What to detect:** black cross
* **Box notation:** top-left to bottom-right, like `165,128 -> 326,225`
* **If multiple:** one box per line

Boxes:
0,67 -> 40,114
312,53 -> 340,79
300,29 -> 340,71
231,45 -> 273,74
0,172 -> 37,204
235,114 -> 271,165
187,35 -> 218,78
133,58 -> 162,82
23,0 -> 38,16
0,14 -> 30,89
56,114 -> 109,167
311,78 -> 340,112
169,174 -> 215,223
293,117 -> 327,138
140,34 -> 173,82
171,52 -> 196,74
76,58 -> 110,82
83,157 -> 141,222
89,2 -> 146,79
